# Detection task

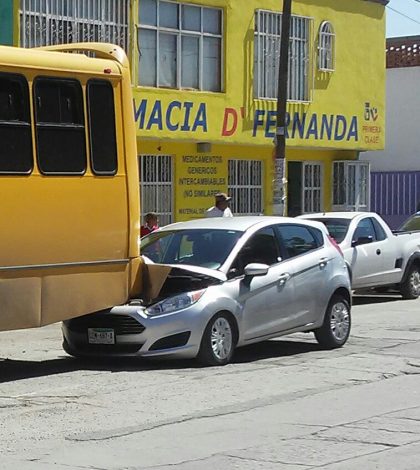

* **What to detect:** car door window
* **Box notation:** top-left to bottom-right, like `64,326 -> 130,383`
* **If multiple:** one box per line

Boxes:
371,218 -> 387,241
277,225 -> 320,259
353,218 -> 376,242
229,227 -> 280,277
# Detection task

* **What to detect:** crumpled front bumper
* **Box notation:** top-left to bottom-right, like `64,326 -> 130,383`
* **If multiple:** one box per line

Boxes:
62,303 -> 209,359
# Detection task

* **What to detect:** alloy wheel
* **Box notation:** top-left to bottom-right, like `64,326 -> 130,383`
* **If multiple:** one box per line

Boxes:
410,270 -> 420,297
210,317 -> 233,360
330,301 -> 350,342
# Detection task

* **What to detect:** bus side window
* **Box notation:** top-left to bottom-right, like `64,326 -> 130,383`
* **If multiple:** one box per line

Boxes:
34,77 -> 86,175
0,73 -> 32,174
87,80 -> 118,175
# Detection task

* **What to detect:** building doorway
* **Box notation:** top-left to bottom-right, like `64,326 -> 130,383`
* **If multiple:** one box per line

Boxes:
287,161 -> 322,216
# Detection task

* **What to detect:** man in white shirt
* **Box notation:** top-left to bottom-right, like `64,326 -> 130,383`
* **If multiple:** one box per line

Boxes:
206,193 -> 233,218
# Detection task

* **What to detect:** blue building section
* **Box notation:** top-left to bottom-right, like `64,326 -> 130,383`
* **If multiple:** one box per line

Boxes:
371,171 -> 420,229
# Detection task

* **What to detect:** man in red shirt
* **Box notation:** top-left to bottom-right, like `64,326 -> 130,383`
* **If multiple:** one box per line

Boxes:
140,212 -> 159,238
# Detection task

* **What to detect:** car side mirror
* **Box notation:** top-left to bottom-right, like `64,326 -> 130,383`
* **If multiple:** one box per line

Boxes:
351,235 -> 373,247
244,263 -> 269,277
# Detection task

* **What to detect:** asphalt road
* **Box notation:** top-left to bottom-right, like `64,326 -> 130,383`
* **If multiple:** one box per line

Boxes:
1,293 -> 420,469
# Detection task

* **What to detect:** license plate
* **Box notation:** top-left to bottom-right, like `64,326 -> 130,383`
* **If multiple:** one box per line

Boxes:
88,328 -> 115,345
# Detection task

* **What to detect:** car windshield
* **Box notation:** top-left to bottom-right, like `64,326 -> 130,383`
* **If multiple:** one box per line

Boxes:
309,218 -> 351,243
399,213 -> 420,232
140,229 -> 243,270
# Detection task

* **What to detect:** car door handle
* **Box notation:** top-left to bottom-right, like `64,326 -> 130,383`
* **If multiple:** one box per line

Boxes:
278,273 -> 291,285
376,249 -> 381,255
319,257 -> 328,268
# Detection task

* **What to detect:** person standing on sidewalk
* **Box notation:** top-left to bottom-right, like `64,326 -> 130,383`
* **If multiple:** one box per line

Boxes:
205,193 -> 233,218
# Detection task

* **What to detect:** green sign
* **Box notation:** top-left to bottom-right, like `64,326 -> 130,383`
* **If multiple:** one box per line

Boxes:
0,1 -> 14,46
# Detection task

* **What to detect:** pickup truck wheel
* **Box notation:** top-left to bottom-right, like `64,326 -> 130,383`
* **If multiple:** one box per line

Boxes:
314,295 -> 351,349
400,266 -> 420,299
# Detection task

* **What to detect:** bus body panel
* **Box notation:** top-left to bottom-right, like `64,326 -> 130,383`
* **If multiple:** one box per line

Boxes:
1,175 -> 129,265
0,44 -> 142,332
0,265 -> 129,331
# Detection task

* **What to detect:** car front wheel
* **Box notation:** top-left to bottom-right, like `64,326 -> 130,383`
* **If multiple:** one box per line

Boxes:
314,295 -> 351,349
400,265 -> 420,299
197,313 -> 235,366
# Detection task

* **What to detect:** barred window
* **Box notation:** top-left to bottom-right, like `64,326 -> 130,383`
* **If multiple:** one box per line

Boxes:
228,160 -> 263,215
333,161 -> 370,212
303,163 -> 322,213
20,0 -> 129,51
318,21 -> 335,72
138,0 -> 223,91
139,155 -> 173,226
254,10 -> 311,102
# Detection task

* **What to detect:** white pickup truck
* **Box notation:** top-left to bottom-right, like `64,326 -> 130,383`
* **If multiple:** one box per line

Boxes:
299,212 -> 420,299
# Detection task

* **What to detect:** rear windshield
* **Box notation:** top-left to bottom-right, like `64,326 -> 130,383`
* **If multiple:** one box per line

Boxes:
399,214 -> 420,232
308,218 -> 351,243
140,229 -> 243,270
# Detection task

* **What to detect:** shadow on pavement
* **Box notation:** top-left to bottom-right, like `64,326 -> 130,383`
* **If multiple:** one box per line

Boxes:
0,355 -> 196,383
232,338 -> 321,364
353,294 -> 401,305
0,338 -> 321,383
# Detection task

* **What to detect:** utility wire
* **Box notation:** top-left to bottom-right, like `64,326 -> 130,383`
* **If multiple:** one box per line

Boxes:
387,5 -> 420,25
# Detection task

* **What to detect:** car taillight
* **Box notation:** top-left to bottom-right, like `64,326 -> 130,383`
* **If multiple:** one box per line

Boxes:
328,235 -> 343,257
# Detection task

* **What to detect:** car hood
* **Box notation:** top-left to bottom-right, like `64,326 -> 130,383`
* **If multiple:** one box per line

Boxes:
166,263 -> 227,282
142,257 -> 226,302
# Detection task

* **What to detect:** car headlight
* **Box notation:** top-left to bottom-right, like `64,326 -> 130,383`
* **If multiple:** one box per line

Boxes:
145,289 -> 206,317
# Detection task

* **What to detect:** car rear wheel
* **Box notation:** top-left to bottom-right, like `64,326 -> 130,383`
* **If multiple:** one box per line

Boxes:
197,313 -> 235,366
314,295 -> 351,349
400,265 -> 420,299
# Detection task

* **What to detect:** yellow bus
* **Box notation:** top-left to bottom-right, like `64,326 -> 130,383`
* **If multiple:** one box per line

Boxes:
0,43 -> 142,332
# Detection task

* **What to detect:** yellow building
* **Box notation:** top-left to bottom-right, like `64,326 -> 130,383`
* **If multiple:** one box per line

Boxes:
14,0 -> 387,223
135,0 -> 387,222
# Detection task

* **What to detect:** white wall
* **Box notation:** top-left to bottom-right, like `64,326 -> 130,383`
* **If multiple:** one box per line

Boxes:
364,66 -> 420,171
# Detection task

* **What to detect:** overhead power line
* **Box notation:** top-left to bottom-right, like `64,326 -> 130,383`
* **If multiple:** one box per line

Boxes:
386,5 -> 420,25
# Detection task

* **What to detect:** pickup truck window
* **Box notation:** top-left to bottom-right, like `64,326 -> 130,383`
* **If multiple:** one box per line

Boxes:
371,218 -> 387,241
311,218 -> 350,243
354,218 -> 376,241
399,213 -> 420,232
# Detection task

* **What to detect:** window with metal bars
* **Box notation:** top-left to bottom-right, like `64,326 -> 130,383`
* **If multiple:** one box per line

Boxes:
333,161 -> 370,212
318,21 -> 335,72
139,155 -> 173,227
19,0 -> 129,51
138,0 -> 223,91
254,10 -> 311,102
302,163 -> 322,213
228,160 -> 263,215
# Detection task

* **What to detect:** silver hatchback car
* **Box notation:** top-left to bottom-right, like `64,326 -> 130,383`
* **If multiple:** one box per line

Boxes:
63,217 -> 351,366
